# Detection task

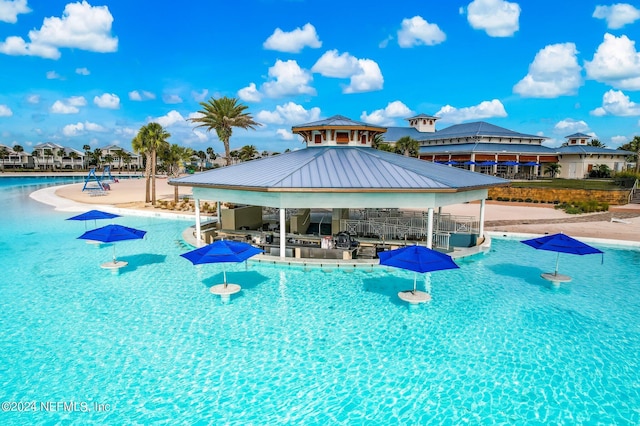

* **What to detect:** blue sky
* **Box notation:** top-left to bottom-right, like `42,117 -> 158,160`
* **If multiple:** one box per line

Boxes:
1,0 -> 640,155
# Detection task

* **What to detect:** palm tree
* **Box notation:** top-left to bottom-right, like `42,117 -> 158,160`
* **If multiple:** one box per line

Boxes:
588,138 -> 605,148
545,163 -> 561,178
104,154 -> 114,171
92,148 -> 103,170
619,136 -> 640,173
206,147 -> 216,167
31,149 -> 40,170
239,145 -> 258,162
197,150 -> 206,171
114,148 -> 126,172
43,148 -> 53,170
122,152 -> 132,171
132,122 -> 170,205
395,136 -> 419,157
372,134 -> 384,149
13,144 -> 23,168
69,151 -> 80,169
159,144 -> 194,202
0,146 -> 8,172
188,96 -> 261,166
229,150 -> 239,164
82,144 -> 91,169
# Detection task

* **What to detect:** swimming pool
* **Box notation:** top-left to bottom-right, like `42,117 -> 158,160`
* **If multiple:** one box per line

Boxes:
1,177 -> 639,424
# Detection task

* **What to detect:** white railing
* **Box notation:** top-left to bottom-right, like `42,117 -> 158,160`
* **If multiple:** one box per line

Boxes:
629,179 -> 639,204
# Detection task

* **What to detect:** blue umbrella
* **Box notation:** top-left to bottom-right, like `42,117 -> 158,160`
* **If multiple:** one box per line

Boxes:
78,224 -> 146,264
463,161 -> 476,165
477,161 -> 497,166
521,233 -> 603,277
67,209 -> 121,229
500,161 -> 519,166
444,160 -> 459,165
181,240 -> 263,287
521,161 -> 539,166
378,245 -> 459,294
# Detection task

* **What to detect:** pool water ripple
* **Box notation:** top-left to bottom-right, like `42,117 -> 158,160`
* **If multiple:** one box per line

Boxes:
1,180 -> 640,424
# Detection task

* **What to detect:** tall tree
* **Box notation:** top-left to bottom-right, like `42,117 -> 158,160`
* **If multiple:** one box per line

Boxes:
619,136 -> 640,173
239,145 -> 258,162
82,144 -> 91,169
43,148 -> 53,170
545,163 -> 561,178
132,122 -> 170,205
114,148 -> 126,172
0,146 -> 8,171
206,146 -> 216,166
188,96 -> 261,166
31,149 -> 39,169
159,144 -> 194,202
69,151 -> 80,169
588,138 -> 605,148
13,144 -> 23,168
394,136 -> 419,157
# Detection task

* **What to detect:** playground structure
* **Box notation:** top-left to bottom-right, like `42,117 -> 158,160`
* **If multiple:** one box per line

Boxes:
82,167 -> 118,194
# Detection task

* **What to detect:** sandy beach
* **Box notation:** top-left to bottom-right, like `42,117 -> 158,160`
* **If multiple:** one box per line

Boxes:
51,177 -> 640,244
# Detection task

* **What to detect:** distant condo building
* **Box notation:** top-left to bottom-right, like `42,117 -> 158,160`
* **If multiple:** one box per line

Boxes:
383,114 -> 632,179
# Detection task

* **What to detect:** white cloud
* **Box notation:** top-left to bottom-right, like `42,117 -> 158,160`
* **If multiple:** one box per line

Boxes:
590,89 -> 640,116
50,96 -> 87,114
154,110 -> 187,128
256,102 -> 321,125
75,67 -> 90,75
397,16 -> 446,47
0,0 -> 30,23
312,50 -> 384,94
26,94 -> 39,104
360,101 -> 413,126
238,83 -> 262,102
114,127 -> 137,137
261,59 -> 315,98
93,93 -> 120,109
435,99 -> 507,123
62,121 -> 106,136
584,33 -> 640,90
312,50 -> 360,78
129,90 -> 155,101
192,89 -> 208,102
513,43 -> 582,98
276,129 -> 295,140
263,23 -> 321,53
0,104 -> 13,116
343,59 -> 384,94
553,118 -> 589,134
466,0 -> 520,37
611,135 -> 629,146
0,1 -> 117,59
192,129 -> 208,142
46,70 -> 62,80
163,94 -> 183,104
593,4 -> 640,29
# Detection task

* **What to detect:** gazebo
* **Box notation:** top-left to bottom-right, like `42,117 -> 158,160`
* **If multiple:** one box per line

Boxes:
169,115 -> 509,258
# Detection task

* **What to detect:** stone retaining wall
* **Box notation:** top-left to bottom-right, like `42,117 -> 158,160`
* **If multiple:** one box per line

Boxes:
488,187 -> 629,205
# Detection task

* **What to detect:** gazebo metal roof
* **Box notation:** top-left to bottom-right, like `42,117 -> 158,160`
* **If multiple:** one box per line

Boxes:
170,146 -> 509,209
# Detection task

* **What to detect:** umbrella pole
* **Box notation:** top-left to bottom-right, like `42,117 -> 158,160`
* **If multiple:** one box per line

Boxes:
113,244 -> 116,263
413,273 -> 417,294
223,266 -> 227,288
554,252 -> 560,276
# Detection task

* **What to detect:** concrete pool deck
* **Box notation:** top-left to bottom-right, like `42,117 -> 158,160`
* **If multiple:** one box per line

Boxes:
32,177 -> 640,247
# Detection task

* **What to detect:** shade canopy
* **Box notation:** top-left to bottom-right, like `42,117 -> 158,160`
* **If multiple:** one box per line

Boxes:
379,245 -> 459,274
521,162 -> 539,166
181,240 -> 263,265
499,161 -> 519,166
78,224 -> 146,243
521,233 -> 603,280
67,210 -> 121,221
463,161 -> 476,165
521,233 -> 603,256
477,161 -> 497,166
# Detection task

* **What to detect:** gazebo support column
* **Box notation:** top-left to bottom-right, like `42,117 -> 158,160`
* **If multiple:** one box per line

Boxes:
426,208 -> 434,249
216,201 -> 221,229
479,199 -> 486,242
195,198 -> 202,247
332,208 -> 349,235
279,208 -> 286,259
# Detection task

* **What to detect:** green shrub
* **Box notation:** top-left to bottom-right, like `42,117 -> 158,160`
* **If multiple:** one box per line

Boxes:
524,198 -> 532,202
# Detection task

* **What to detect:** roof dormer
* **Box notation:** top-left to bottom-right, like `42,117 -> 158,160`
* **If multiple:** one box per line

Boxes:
406,114 -> 438,133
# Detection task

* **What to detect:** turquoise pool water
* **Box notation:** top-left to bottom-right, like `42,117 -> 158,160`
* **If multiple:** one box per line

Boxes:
1,178 -> 640,424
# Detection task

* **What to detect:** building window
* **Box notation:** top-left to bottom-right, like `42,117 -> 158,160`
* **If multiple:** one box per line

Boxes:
314,134 -> 322,144
336,132 -> 349,144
